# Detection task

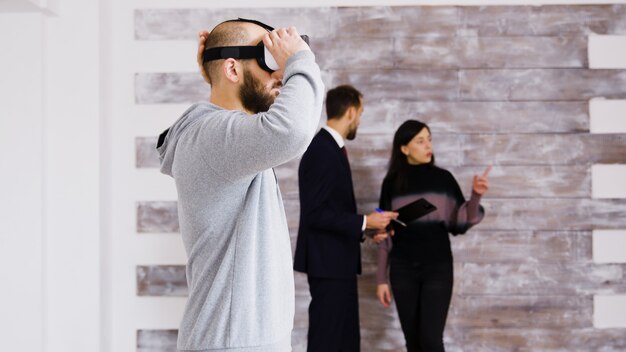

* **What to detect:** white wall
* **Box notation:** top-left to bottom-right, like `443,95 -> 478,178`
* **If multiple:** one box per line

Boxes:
105,0 -> 184,349
0,12 -> 45,350
43,0 -> 101,350
0,0 -> 101,350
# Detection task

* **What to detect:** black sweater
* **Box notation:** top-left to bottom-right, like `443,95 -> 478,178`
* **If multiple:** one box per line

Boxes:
376,164 -> 484,283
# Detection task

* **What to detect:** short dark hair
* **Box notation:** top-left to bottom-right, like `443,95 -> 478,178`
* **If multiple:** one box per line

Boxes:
325,85 -> 363,120
202,22 -> 250,85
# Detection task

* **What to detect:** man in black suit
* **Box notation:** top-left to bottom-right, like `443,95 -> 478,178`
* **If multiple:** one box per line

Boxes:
294,85 -> 398,352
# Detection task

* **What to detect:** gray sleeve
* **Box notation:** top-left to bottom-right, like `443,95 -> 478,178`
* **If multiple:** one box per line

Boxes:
200,50 -> 324,180
451,191 -> 485,235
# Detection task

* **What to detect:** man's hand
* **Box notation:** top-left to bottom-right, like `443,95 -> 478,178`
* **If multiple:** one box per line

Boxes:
377,284 -> 392,308
197,31 -> 210,84
366,211 -> 398,230
262,27 -> 310,75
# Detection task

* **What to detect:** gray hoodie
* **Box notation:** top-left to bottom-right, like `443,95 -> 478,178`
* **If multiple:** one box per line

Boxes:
157,50 -> 324,352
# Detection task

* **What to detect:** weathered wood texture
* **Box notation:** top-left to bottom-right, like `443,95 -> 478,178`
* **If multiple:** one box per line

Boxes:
137,265 -> 187,296
137,133 -> 626,169
460,69 -> 626,101
460,328 -> 626,352
345,230 -> 592,266
133,4 -> 626,351
135,8 -> 339,40
137,327 -> 626,352
137,198 -> 626,233
285,164 -> 593,200
313,36 -> 588,70
459,262 -> 626,296
137,260 -> 626,298
137,201 -> 178,233
458,5 -> 626,36
137,330 -> 177,352
138,142 -> 592,199
136,69 -> 626,104
135,6 -> 626,40
448,295 -> 593,329
136,101 -> 590,137
392,37 -> 587,69
342,134 -> 626,168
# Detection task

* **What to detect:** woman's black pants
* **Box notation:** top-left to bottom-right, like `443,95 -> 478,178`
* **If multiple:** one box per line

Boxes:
389,259 -> 453,352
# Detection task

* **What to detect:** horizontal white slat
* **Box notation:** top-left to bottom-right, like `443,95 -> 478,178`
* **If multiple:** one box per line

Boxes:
134,168 -> 178,201
133,233 -> 187,265
589,99 -> 626,134
594,295 -> 626,328
592,164 -> 626,199
133,40 -> 198,73
133,296 -> 187,329
131,104 -> 195,136
593,230 -> 626,264
589,35 -> 626,69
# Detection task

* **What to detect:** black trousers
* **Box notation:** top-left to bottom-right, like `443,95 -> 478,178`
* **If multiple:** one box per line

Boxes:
389,259 -> 453,352
307,276 -> 360,352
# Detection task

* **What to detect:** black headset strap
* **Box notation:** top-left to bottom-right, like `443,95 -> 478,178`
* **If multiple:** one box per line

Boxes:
203,45 -> 263,63
203,18 -> 275,64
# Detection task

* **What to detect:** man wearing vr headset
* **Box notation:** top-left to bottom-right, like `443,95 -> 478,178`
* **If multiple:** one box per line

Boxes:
156,19 -> 324,352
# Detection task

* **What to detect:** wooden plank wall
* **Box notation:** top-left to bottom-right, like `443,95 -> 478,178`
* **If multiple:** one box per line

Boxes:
134,5 -> 626,352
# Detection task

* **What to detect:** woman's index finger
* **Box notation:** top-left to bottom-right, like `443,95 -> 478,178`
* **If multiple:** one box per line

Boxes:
482,165 -> 493,178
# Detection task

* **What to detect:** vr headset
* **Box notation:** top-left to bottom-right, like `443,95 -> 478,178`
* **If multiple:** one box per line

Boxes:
202,18 -> 310,73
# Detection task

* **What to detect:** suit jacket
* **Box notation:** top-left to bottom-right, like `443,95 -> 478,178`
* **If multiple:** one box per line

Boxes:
294,128 -> 364,279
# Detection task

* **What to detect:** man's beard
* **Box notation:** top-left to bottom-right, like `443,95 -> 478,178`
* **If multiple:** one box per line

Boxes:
239,69 -> 278,114
346,124 -> 358,140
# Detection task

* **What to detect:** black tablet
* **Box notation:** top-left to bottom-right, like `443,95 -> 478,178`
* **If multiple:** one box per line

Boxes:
395,198 -> 437,224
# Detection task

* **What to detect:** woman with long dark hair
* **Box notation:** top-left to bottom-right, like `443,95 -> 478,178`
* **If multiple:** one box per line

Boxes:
376,120 -> 490,351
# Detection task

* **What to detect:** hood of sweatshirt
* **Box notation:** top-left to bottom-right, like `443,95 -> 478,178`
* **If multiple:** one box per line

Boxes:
156,102 -> 218,177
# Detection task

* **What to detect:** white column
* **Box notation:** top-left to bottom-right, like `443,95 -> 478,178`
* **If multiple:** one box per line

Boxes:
43,0 -> 102,350
0,12 -> 45,351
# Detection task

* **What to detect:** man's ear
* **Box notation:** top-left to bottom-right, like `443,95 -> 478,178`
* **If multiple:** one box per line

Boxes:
223,58 -> 242,83
346,106 -> 357,123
